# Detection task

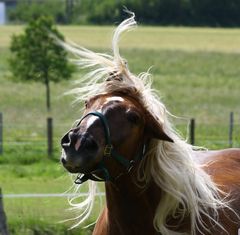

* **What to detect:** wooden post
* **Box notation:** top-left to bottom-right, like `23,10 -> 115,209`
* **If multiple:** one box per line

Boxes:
47,117 -> 53,157
189,118 -> 195,145
0,188 -> 9,235
0,113 -> 2,155
229,112 -> 234,148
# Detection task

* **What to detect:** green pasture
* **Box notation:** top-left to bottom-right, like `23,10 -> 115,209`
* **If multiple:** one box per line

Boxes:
0,161 -> 99,234
0,25 -> 240,234
2,25 -> 240,52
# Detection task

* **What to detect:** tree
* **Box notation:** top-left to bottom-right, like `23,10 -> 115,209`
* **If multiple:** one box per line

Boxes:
7,0 -> 66,24
9,16 -> 73,112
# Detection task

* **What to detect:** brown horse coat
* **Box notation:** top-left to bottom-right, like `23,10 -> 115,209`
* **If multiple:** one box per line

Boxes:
92,149 -> 240,235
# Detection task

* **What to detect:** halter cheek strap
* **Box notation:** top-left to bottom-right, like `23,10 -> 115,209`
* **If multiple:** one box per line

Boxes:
74,111 -> 146,184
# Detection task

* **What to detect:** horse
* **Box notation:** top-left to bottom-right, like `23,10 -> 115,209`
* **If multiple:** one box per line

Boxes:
60,13 -> 240,235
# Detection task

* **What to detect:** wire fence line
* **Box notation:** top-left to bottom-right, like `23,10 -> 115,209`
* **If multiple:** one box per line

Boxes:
0,113 -> 240,155
1,128 -> 240,147
2,192 -> 105,199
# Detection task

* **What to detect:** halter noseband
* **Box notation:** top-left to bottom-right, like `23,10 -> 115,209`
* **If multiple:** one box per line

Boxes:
74,111 -> 146,184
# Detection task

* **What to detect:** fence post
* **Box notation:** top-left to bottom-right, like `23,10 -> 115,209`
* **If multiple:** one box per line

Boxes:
229,112 -> 234,148
189,118 -> 195,145
47,117 -> 53,157
0,188 -> 9,235
0,113 -> 2,155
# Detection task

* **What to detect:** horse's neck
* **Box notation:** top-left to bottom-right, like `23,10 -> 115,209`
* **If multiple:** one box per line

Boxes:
103,173 -> 191,235
104,174 -> 160,234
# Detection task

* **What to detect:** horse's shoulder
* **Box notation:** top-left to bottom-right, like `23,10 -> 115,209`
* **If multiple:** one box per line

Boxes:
195,148 -> 240,165
195,148 -> 240,190
194,148 -> 240,164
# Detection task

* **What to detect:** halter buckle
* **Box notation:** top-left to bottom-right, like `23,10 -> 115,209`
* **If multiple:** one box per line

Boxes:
128,160 -> 135,172
104,144 -> 113,157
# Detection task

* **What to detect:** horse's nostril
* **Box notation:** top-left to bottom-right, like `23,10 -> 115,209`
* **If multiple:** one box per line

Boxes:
61,157 -> 67,165
61,143 -> 70,150
68,131 -> 75,141
61,131 -> 76,149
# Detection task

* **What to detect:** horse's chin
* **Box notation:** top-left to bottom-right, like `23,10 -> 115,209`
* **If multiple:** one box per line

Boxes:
63,163 -> 97,174
63,165 -> 82,174
61,150 -> 101,174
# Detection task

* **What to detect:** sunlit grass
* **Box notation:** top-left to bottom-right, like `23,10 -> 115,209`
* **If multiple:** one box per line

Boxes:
1,25 -> 240,52
0,161 -> 103,234
6,195 -> 93,235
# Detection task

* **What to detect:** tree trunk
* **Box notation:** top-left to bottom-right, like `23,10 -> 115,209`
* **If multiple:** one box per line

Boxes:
44,70 -> 53,157
45,70 -> 51,112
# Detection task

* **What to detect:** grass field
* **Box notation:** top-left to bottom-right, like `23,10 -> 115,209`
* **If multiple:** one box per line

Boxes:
0,25 -> 240,234
2,25 -> 240,52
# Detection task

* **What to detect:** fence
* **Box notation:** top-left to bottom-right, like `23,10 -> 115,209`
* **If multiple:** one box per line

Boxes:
0,113 -> 70,158
0,113 -> 2,155
188,112 -> 239,147
0,188 -> 9,235
0,189 -> 105,234
0,112 -> 240,157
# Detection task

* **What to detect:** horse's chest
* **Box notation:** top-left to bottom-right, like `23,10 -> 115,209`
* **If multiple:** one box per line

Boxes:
93,204 -> 158,235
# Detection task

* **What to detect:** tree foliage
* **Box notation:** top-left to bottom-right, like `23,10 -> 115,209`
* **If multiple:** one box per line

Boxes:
9,16 -> 73,111
8,0 -> 66,24
6,0 -> 240,26
80,0 -> 240,26
78,0 -> 240,26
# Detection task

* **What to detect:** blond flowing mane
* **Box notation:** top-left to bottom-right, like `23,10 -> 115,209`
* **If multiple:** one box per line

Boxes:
63,13 -> 230,235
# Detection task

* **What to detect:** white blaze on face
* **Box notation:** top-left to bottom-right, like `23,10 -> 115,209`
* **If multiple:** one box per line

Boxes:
238,228 -> 240,235
86,115 -> 99,129
104,96 -> 124,104
73,115 -> 100,151
71,96 -> 125,152
83,96 -> 125,132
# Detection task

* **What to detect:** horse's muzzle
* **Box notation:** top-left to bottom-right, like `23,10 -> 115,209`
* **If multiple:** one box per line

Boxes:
60,131 -> 99,173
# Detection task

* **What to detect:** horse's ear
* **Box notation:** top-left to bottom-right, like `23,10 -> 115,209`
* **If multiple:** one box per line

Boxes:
145,112 -> 173,142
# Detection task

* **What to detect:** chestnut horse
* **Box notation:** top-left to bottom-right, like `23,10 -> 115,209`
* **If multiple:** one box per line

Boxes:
60,14 -> 240,235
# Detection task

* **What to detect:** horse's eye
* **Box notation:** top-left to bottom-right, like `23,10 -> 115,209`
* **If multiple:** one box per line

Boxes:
126,111 -> 140,124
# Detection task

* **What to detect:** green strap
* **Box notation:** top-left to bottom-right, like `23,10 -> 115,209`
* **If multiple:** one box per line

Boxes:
98,162 -> 111,181
78,112 -> 111,145
111,149 -> 131,168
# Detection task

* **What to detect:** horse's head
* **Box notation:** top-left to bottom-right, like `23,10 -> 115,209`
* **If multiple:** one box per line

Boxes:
61,89 -> 173,183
